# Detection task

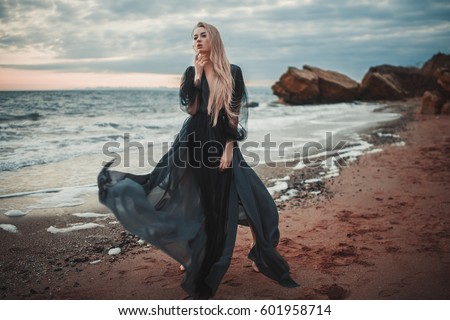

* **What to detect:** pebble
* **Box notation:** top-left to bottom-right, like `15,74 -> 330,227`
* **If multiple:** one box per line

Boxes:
108,247 -> 121,255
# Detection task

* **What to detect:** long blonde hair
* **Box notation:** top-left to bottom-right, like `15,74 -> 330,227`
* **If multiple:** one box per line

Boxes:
193,22 -> 236,127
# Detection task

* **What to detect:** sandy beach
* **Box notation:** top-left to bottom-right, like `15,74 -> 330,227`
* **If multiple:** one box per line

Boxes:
1,98 -> 449,300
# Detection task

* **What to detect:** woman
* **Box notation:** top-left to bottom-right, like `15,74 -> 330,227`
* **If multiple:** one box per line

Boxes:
98,22 -> 298,299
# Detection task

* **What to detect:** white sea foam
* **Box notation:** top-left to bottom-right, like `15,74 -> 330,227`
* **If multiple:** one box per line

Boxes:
392,141 -> 406,147
267,177 -> 290,196
3,209 -> 29,217
28,185 -> 97,209
366,148 -> 384,154
276,189 -> 299,202
304,178 -> 322,184
377,132 -> 401,138
268,176 -> 290,182
47,222 -> 103,234
72,212 -> 112,218
0,224 -> 18,233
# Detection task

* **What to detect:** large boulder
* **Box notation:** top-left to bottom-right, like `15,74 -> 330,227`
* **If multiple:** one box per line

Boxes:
418,90 -> 445,114
303,65 -> 359,103
271,67 -> 320,104
272,65 -> 359,104
359,72 -> 405,100
422,53 -> 450,90
359,65 -> 424,100
435,68 -> 450,94
441,101 -> 450,115
419,54 -> 450,115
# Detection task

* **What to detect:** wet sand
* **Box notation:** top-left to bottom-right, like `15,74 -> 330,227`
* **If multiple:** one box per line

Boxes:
1,98 -> 449,299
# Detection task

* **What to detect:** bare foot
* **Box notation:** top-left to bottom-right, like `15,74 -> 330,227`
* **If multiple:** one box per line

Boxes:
179,264 -> 185,272
250,242 -> 260,272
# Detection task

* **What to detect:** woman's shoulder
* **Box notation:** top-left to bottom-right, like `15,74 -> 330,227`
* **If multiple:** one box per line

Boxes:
182,66 -> 195,78
230,64 -> 243,81
230,64 -> 241,72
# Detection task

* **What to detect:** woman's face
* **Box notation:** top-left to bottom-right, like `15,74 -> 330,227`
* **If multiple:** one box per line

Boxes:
193,27 -> 211,54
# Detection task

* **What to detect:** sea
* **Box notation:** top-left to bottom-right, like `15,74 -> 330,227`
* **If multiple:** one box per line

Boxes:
0,88 -> 400,197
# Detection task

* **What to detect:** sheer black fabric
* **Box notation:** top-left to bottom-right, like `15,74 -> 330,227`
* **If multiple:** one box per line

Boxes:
98,64 -> 298,299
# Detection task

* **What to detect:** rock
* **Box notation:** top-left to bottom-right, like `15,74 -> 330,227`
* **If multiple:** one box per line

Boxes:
108,247 -> 121,256
422,53 -> 450,90
272,67 -> 320,104
419,55 -> 450,115
303,65 -> 359,103
360,64 -> 425,100
435,68 -> 450,94
359,72 -> 405,100
418,90 -> 445,114
271,53 -> 450,106
370,65 -> 424,96
247,101 -> 259,108
441,101 -> 450,115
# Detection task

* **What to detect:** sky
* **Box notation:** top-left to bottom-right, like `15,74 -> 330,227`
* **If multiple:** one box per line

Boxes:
0,0 -> 449,90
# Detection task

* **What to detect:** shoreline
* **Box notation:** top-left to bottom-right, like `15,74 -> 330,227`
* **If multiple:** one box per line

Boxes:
1,98 -> 449,299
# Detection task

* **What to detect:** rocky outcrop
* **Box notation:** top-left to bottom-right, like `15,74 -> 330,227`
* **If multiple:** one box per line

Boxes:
422,53 -> 450,90
418,54 -> 450,115
271,67 -> 319,104
359,72 -> 405,100
435,68 -> 450,93
271,66 -> 358,104
303,65 -> 359,103
272,52 -> 450,115
440,101 -> 450,115
359,65 -> 424,100
419,90 -> 445,114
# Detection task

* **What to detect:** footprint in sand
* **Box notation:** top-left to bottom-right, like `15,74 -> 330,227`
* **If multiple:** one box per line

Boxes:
133,265 -> 150,271
378,289 -> 400,297
253,289 -> 276,298
330,245 -> 358,266
278,238 -> 309,259
315,284 -> 349,300
223,279 -> 243,287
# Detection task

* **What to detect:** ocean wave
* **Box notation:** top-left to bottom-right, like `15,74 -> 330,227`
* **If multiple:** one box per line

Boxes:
0,112 -> 41,122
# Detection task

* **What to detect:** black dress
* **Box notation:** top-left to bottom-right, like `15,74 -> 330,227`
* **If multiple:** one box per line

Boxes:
97,64 -> 298,299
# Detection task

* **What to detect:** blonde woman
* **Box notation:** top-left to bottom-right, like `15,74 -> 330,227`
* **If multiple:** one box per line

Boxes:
98,22 -> 298,299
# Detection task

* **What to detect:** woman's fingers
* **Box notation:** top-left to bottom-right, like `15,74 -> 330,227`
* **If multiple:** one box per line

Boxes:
219,160 -> 231,171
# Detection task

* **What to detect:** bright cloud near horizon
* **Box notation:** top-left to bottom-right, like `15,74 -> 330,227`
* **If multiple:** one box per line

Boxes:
0,0 -> 449,90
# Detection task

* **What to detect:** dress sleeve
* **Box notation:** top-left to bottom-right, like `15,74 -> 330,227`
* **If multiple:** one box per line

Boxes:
179,66 -> 199,114
226,65 -> 248,141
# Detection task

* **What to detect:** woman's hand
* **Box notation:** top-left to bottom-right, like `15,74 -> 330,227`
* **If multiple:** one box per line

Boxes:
219,140 -> 234,172
194,53 -> 209,86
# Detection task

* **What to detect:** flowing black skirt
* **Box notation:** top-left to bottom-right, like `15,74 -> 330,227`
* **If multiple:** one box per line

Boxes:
98,111 -> 298,299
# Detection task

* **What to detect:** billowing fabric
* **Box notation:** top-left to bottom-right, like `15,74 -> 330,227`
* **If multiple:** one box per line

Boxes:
98,64 -> 298,299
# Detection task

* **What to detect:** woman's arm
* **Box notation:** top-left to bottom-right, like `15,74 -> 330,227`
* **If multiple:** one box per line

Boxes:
219,65 -> 246,171
179,66 -> 199,115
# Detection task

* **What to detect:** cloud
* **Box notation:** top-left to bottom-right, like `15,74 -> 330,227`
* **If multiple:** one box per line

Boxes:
0,0 -> 449,88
